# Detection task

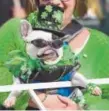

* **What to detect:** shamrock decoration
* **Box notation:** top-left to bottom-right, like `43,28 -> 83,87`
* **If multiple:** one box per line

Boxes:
52,10 -> 63,23
45,5 -> 53,13
41,12 -> 48,19
27,11 -> 38,27
27,5 -> 64,30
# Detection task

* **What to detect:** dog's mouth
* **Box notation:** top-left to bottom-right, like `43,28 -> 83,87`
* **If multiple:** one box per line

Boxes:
37,49 -> 58,61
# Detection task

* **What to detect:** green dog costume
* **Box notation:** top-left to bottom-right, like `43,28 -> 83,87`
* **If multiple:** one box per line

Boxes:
0,5 -> 109,110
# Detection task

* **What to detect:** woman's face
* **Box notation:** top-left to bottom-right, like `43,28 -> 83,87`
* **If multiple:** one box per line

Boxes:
40,0 -> 64,8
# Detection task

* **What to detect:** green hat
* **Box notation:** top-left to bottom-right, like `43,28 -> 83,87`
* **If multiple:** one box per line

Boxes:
28,5 -> 63,31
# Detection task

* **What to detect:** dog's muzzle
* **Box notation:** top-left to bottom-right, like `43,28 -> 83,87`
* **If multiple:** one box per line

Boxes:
37,48 -> 58,61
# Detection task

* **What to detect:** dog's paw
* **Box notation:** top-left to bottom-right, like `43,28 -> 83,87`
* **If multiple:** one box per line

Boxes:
92,86 -> 102,96
3,97 -> 16,108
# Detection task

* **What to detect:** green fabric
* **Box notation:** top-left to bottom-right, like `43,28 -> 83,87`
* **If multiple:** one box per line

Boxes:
0,19 -> 25,65
0,18 -> 109,110
5,50 -> 41,83
79,29 -> 109,79
56,44 -> 76,66
0,18 -> 29,110
27,5 -> 63,31
42,44 -> 76,70
5,44 -> 76,83
78,29 -> 109,110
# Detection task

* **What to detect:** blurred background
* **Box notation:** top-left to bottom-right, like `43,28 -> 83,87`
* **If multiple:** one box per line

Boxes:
0,0 -> 109,35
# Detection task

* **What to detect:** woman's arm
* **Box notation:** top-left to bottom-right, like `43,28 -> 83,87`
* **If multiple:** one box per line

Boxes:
62,0 -> 76,28
29,92 -> 78,110
12,0 -> 26,18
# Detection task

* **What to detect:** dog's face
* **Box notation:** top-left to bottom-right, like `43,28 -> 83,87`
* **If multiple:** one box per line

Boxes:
20,20 -> 63,64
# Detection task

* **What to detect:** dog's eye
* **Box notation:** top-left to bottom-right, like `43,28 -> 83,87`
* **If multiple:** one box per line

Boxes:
31,39 -> 48,48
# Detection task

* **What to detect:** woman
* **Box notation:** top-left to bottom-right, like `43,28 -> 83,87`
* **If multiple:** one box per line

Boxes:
25,0 -> 76,28
23,0 -> 101,110
25,0 -> 90,52
12,0 -> 26,18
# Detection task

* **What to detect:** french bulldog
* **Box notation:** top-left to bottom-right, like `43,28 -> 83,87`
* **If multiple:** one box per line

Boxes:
4,20 -> 102,108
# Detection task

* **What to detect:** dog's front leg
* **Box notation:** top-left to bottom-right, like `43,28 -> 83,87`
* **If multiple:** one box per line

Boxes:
4,77 -> 22,108
70,72 -> 88,108
71,72 -> 88,88
71,72 -> 102,95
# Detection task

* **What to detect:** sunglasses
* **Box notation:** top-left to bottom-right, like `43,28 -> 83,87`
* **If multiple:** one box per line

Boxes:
31,39 -> 63,49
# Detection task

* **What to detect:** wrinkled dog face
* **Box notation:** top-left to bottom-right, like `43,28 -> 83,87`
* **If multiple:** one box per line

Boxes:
20,20 -> 63,64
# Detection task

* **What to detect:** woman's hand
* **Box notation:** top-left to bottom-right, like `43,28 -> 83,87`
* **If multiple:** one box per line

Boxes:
56,95 -> 78,110
43,94 -> 66,109
13,6 -> 26,18
29,93 -> 78,110
45,95 -> 78,110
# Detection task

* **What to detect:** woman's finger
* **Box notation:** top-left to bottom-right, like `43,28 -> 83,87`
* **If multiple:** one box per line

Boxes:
57,95 -> 76,105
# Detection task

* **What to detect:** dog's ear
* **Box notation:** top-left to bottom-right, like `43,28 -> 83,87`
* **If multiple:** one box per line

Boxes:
20,20 -> 32,38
